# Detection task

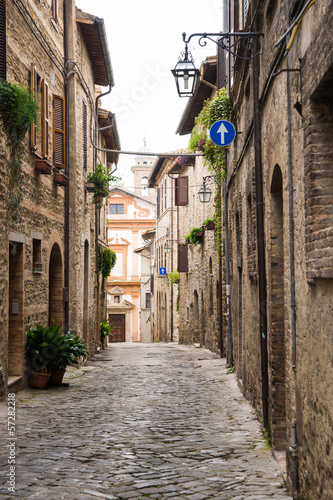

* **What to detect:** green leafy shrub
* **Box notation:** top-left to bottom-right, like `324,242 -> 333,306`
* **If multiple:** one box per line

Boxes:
87,163 -> 120,209
0,81 -> 38,225
99,247 -> 117,278
100,319 -> 113,338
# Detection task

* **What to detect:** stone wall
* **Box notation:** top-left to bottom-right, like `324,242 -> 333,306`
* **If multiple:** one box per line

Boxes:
226,0 -> 333,497
177,156 -> 224,356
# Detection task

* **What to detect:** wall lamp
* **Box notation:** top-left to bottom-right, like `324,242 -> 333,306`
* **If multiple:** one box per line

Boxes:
164,239 -> 177,254
198,175 -> 216,203
172,31 -> 263,98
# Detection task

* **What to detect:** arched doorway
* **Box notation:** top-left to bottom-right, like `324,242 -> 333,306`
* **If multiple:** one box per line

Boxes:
270,164 -> 286,448
49,243 -> 63,328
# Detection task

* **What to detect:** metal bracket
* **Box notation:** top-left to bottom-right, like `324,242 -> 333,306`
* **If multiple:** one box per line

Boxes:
182,31 -> 264,61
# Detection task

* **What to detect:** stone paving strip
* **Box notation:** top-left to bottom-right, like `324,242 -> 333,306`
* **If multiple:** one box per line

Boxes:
0,343 -> 290,499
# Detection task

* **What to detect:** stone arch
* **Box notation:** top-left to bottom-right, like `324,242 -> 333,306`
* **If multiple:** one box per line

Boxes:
270,164 -> 286,449
48,242 -> 63,328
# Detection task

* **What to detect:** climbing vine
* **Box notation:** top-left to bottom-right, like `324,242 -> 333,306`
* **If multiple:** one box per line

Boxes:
0,81 -> 38,225
196,88 -> 233,259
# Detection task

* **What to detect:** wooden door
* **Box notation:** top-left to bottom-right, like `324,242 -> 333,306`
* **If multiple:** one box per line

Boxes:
109,314 -> 125,342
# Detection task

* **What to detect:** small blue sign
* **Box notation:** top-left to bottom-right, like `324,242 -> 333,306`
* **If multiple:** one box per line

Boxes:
159,267 -> 167,276
209,120 -> 236,147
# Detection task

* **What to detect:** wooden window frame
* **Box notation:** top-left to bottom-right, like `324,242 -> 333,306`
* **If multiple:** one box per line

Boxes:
53,94 -> 66,168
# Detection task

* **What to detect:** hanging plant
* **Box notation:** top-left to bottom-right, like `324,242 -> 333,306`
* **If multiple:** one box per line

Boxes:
188,130 -> 207,152
98,246 -> 117,278
176,155 -> 195,168
184,226 -> 204,251
0,81 -> 38,225
87,163 -> 120,209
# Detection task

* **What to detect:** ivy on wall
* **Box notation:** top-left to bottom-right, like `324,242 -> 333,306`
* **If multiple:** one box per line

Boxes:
0,81 -> 38,225
195,88 -> 233,259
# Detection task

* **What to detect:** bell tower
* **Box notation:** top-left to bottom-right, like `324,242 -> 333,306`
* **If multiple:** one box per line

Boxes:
131,138 -> 155,201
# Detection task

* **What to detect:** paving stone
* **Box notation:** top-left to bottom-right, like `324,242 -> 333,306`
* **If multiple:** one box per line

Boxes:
0,343 -> 290,499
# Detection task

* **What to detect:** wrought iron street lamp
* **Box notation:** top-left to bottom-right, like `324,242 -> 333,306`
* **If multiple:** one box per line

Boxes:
172,31 -> 263,98
171,44 -> 200,97
198,175 -> 217,203
198,183 -> 212,203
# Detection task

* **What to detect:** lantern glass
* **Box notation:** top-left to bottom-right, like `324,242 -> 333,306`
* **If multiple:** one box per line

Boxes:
198,185 -> 212,203
171,53 -> 199,97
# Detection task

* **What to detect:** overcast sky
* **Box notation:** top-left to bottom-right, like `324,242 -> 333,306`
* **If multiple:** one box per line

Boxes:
76,0 -> 223,189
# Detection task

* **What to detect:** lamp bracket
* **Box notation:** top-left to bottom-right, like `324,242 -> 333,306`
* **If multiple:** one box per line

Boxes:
182,31 -> 264,61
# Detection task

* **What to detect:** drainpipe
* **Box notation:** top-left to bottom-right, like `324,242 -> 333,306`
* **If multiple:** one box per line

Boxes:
64,0 -> 70,332
170,177 -> 174,342
285,0 -> 299,497
224,172 -> 233,366
252,16 -> 269,430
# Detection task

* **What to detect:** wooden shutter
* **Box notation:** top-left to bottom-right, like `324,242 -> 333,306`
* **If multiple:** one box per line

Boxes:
42,80 -> 49,158
0,0 -> 6,81
150,273 -> 154,295
30,64 -> 37,150
217,43 -> 226,90
178,244 -> 188,273
157,188 -> 160,218
53,95 -> 65,168
175,176 -> 188,206
82,99 -> 87,172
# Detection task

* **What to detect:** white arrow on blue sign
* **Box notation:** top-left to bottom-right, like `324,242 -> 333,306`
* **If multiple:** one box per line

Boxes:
209,120 -> 236,147
159,268 -> 167,276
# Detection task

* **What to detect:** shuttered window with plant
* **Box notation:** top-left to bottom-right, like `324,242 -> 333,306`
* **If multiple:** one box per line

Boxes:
30,64 -> 49,159
53,94 -> 65,168
0,0 -> 6,81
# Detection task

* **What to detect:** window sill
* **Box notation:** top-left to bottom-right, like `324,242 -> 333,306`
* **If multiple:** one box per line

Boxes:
8,376 -> 22,387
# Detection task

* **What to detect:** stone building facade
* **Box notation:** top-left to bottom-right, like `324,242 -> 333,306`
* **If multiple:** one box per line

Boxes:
0,0 -> 120,398
106,182 -> 155,343
147,157 -> 179,343
222,0 -> 333,498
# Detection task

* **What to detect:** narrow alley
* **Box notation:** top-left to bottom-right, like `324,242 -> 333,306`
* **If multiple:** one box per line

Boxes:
0,343 -> 289,499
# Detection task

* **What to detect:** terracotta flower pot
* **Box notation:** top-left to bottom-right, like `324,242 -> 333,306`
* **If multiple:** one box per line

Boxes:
35,159 -> 52,175
54,172 -> 69,186
29,371 -> 51,389
48,369 -> 66,386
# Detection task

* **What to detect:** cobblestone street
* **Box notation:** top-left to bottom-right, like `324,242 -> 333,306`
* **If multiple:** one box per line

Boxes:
0,343 -> 290,499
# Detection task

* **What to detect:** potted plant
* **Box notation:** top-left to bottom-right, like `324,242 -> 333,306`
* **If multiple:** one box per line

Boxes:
25,323 -> 61,388
185,226 -> 204,245
48,331 -> 88,386
203,217 -> 216,230
86,163 -> 119,209
100,319 -> 113,349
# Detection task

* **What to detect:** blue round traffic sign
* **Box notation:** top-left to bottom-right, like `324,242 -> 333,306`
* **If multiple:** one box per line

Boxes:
209,120 -> 236,146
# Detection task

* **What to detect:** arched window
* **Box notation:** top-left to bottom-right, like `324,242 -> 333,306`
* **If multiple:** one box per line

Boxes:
141,176 -> 149,196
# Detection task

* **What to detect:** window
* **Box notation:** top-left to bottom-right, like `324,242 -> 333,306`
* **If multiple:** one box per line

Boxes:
178,243 -> 188,273
32,239 -> 42,274
141,177 -> 148,196
175,176 -> 188,206
0,0 -> 6,81
52,0 -> 58,22
83,100 -> 87,173
53,95 -> 65,168
145,293 -> 151,309
109,204 -> 124,214
31,65 -> 49,159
